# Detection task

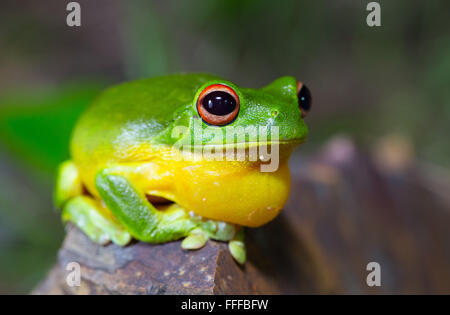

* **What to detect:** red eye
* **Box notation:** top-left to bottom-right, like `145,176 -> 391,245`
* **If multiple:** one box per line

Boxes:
197,84 -> 240,126
297,81 -> 312,118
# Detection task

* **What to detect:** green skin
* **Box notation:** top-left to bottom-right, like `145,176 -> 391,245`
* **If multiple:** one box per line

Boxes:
55,73 -> 308,264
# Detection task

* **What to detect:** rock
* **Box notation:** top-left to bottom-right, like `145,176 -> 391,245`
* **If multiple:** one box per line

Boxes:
33,225 -> 277,295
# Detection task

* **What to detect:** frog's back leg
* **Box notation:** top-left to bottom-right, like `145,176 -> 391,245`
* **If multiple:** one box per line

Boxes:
55,160 -> 131,245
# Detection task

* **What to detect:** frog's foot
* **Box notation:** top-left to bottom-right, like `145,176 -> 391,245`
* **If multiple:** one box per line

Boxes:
181,217 -> 246,265
62,196 -> 132,246
181,216 -> 234,247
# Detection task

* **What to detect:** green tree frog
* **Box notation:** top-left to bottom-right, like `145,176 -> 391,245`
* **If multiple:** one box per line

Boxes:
54,73 -> 311,264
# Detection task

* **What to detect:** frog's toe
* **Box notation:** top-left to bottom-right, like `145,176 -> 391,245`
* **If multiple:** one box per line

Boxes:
228,228 -> 246,264
228,239 -> 246,264
202,221 -> 235,241
110,229 -> 132,246
181,229 -> 209,250
62,195 -> 131,246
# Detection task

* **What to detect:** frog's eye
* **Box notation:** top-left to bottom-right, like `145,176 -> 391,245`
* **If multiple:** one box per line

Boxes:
197,84 -> 240,126
297,81 -> 312,118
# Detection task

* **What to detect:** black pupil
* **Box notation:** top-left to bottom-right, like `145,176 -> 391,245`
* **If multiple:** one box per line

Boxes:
202,91 -> 236,116
298,84 -> 312,112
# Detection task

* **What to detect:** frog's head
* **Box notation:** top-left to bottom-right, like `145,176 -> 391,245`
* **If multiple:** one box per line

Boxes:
169,75 -> 311,163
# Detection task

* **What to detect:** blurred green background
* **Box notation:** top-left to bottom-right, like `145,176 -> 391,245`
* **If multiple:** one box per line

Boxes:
0,0 -> 449,293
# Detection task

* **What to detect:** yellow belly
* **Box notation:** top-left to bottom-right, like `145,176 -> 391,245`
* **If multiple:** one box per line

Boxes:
74,145 -> 292,227
172,160 -> 290,227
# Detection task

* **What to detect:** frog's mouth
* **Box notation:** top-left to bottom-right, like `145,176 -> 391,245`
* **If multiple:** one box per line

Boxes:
192,138 -> 305,149
175,138 -> 304,162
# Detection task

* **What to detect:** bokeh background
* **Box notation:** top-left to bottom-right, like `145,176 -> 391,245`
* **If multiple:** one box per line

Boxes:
0,0 -> 449,293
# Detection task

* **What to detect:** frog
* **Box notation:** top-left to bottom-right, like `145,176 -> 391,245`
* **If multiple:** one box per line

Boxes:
54,73 -> 311,264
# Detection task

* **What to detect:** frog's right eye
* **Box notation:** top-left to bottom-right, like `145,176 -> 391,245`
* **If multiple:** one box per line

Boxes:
197,84 -> 240,126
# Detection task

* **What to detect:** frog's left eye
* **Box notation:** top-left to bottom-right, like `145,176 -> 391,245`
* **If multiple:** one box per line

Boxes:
297,81 -> 312,118
197,84 -> 240,126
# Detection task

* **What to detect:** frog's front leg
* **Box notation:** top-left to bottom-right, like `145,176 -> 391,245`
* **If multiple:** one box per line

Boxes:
95,170 -> 246,263
96,171 -> 197,243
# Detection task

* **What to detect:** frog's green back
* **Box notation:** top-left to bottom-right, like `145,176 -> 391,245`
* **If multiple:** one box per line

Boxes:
71,73 -> 220,162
